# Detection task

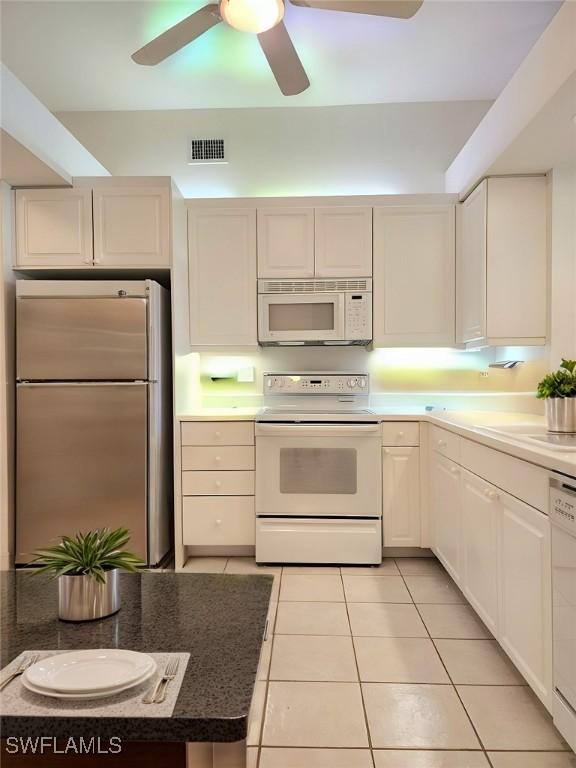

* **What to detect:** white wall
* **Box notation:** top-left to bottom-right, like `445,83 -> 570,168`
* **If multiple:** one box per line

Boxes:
57,101 -> 489,198
0,182 -> 15,570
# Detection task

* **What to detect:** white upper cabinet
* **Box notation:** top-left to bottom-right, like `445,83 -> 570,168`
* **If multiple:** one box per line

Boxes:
257,208 -> 314,278
188,208 -> 257,347
93,187 -> 170,267
257,206 -> 372,279
314,207 -> 372,277
373,205 -> 455,347
15,188 -> 93,267
457,176 -> 548,347
456,184 -> 486,344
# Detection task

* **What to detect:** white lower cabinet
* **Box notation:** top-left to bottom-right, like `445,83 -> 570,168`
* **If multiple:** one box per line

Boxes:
382,447 -> 421,547
431,451 -> 463,585
183,497 -> 255,546
461,469 -> 499,635
430,440 -> 553,711
498,491 -> 552,708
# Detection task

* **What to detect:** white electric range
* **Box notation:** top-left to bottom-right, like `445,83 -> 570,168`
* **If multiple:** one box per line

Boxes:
255,373 -> 382,565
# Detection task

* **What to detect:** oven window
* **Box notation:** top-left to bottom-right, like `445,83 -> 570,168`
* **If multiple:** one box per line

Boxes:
279,448 -> 357,494
269,303 -> 335,332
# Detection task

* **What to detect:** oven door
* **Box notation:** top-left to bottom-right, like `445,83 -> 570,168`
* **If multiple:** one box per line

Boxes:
258,293 -> 345,343
255,423 -> 382,518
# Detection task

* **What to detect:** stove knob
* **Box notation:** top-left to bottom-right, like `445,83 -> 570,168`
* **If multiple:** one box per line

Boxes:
358,378 -> 367,389
348,378 -> 357,388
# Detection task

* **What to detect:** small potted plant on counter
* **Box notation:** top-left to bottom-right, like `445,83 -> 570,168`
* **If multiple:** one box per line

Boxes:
32,527 -> 144,622
537,359 -> 576,433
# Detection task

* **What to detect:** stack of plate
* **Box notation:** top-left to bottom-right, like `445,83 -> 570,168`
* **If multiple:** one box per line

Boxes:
22,649 -> 157,700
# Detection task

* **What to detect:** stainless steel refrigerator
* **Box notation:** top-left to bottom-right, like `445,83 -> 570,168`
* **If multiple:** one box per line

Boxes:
15,279 -> 172,566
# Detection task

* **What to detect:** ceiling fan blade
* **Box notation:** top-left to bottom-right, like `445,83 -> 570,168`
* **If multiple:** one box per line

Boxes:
289,0 -> 423,18
132,4 -> 222,65
258,22 -> 310,96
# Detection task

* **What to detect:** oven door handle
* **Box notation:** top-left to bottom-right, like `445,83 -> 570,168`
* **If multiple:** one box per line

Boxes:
255,423 -> 381,437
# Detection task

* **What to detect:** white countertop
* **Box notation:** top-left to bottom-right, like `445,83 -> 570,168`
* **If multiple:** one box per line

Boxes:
177,407 -> 576,478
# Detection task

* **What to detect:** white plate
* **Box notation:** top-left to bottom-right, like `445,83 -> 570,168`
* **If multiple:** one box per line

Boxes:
22,663 -> 156,700
25,650 -> 155,693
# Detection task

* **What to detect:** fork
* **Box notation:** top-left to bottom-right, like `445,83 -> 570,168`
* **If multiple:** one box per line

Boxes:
0,653 -> 40,691
143,657 -> 179,704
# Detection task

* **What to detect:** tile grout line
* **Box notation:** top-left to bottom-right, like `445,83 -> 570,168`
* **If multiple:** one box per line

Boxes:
340,567 -> 377,768
396,559 -> 496,767
255,566 -> 284,766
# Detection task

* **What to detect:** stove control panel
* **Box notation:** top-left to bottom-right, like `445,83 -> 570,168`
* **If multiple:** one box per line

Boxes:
264,373 -> 369,394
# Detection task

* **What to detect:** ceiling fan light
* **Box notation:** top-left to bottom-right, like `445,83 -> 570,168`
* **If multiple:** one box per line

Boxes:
220,0 -> 284,33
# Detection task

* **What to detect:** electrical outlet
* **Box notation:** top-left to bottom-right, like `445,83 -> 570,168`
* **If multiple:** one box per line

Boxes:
480,371 -> 489,378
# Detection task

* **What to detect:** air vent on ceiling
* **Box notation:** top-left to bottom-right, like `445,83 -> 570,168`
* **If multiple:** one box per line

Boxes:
189,138 -> 227,164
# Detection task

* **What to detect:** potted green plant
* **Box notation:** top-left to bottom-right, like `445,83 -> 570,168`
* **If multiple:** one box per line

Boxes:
32,528 -> 144,622
537,359 -> 576,433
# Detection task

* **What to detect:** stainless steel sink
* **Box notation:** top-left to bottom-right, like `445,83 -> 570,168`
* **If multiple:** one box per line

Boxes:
475,424 -> 576,452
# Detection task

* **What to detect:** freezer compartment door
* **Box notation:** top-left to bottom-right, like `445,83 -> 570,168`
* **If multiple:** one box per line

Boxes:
256,517 -> 382,564
17,297 -> 148,381
16,383 -> 148,563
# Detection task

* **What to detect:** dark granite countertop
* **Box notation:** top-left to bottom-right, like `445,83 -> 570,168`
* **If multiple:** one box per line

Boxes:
0,570 -> 273,743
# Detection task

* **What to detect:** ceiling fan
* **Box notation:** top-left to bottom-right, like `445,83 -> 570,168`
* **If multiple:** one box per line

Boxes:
132,0 -> 423,96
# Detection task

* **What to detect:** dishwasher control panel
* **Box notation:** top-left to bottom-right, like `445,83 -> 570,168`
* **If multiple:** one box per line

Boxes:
264,373 -> 369,394
550,477 -> 576,535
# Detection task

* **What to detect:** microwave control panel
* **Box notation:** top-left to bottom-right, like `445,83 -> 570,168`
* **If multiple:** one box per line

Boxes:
345,292 -> 372,340
264,374 -> 369,394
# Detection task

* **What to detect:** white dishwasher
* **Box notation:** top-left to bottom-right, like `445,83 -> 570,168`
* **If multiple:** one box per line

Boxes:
550,475 -> 576,752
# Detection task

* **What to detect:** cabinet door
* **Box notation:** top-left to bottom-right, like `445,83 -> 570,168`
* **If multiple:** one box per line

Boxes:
498,491 -> 552,708
486,176 -> 547,341
15,188 -> 93,267
456,181 -> 487,344
188,209 -> 257,346
373,205 -> 455,346
431,451 -> 462,585
93,187 -> 170,267
382,447 -> 420,547
257,208 -> 314,278
461,469 -> 499,635
314,207 -> 372,277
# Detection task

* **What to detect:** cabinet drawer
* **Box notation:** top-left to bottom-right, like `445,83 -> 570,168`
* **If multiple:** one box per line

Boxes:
382,422 -> 420,446
181,446 -> 255,471
182,497 -> 255,545
430,425 -> 461,462
182,470 -> 255,496
181,421 -> 254,446
460,438 -> 548,512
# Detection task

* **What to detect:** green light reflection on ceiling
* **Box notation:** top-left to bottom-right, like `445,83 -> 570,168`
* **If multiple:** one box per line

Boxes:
145,1 -> 269,79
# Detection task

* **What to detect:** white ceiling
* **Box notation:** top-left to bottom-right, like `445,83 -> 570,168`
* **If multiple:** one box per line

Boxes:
0,0 -> 561,111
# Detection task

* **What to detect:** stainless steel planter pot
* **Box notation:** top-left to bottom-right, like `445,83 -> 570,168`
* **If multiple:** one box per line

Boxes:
58,569 -> 120,622
545,398 -> 576,433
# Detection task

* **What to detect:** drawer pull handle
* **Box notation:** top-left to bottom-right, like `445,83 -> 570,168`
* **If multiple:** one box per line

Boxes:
397,431 -> 404,438
215,431 -> 222,439
215,456 -> 221,463
215,519 -> 222,526
215,481 -> 222,489
484,489 -> 499,501
384,448 -> 390,454
438,439 -> 447,448
450,466 -> 459,474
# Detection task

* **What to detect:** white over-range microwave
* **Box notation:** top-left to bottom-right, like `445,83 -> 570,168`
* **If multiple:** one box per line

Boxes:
257,278 -> 372,345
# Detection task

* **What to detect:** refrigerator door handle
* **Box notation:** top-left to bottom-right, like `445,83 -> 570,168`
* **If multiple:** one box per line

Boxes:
17,381 -> 147,387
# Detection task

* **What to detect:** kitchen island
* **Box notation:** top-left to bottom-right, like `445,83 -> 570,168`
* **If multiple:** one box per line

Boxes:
0,570 -> 272,766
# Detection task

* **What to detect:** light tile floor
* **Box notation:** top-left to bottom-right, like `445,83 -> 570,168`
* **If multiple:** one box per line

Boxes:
187,556 -> 576,768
